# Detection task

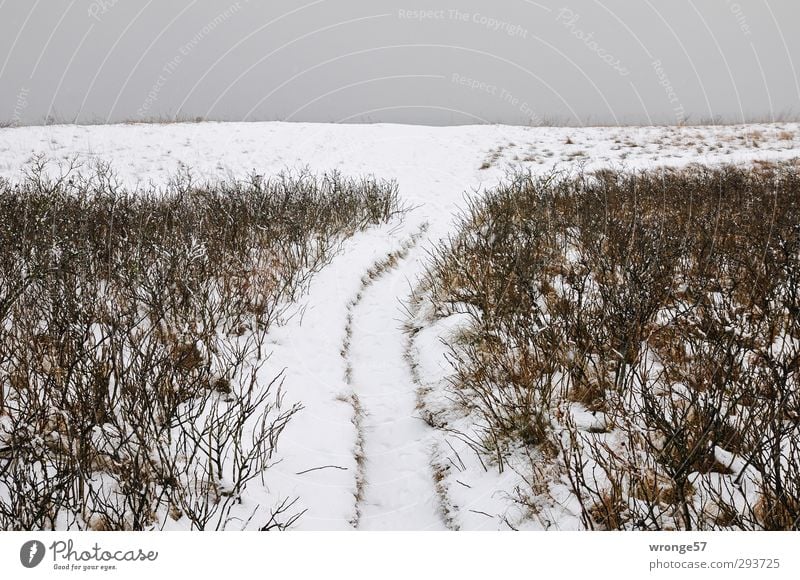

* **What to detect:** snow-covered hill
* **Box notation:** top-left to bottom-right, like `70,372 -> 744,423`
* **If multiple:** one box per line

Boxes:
1,121 -> 796,529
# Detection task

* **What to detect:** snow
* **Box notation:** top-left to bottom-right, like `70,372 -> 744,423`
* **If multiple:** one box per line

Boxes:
0,120 -> 797,530
347,227 -> 444,530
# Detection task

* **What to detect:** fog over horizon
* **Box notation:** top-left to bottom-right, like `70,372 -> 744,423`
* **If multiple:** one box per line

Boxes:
1,0 -> 798,127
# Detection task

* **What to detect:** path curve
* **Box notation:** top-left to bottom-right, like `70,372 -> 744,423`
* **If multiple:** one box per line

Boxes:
342,225 -> 446,530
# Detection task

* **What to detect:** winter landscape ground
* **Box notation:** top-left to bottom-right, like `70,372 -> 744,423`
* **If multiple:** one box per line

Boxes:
0,121 -> 798,530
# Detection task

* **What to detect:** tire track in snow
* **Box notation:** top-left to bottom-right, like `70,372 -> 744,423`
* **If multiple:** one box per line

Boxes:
340,229 -> 423,528
341,223 -> 446,530
404,294 -> 461,531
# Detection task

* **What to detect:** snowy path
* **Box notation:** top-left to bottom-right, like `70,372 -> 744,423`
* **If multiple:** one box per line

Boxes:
345,228 -> 446,530
1,120 -> 796,529
253,227 -> 406,531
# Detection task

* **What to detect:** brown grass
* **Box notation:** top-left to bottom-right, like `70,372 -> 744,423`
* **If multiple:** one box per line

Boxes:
421,160 -> 800,530
0,158 -> 403,531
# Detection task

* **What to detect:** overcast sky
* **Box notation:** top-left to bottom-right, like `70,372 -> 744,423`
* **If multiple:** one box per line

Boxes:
1,0 -> 798,126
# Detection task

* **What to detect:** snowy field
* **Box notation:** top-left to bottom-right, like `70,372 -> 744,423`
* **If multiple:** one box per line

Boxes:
0,121 -> 797,530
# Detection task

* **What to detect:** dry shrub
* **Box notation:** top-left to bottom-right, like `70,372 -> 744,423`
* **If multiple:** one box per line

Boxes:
589,486 -> 629,530
422,161 -> 800,529
754,491 -> 800,530
0,157 -> 402,530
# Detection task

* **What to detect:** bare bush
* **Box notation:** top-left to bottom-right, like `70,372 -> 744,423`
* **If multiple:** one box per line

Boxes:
421,160 -> 800,530
0,157 -> 402,530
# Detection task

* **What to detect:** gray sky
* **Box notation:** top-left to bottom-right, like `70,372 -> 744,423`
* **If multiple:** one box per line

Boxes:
1,0 -> 798,126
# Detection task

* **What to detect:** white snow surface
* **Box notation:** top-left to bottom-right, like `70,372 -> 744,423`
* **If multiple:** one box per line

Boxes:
1,121 -> 797,530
